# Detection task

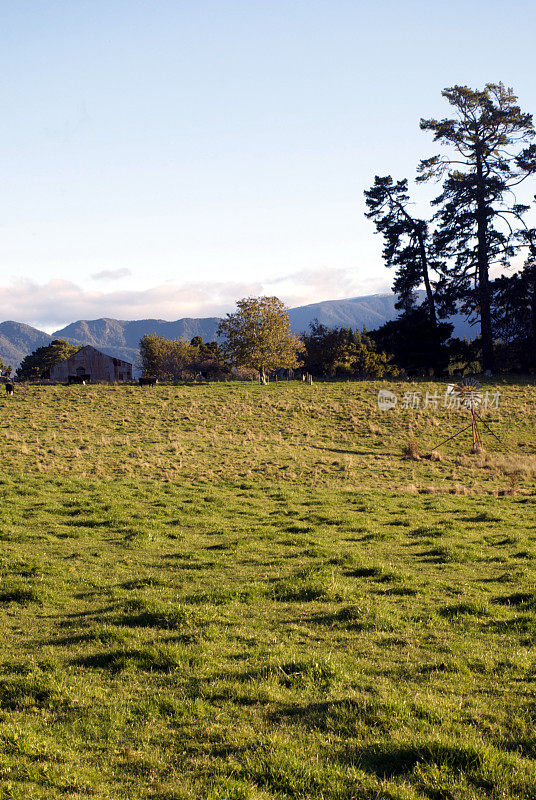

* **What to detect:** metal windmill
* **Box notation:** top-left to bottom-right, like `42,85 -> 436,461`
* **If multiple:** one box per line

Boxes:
433,378 -> 504,453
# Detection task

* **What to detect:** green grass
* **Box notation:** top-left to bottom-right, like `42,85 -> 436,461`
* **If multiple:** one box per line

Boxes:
0,380 -> 536,798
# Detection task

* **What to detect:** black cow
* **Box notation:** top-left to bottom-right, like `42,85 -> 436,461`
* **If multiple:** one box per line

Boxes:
5,382 -> 14,395
139,377 -> 158,386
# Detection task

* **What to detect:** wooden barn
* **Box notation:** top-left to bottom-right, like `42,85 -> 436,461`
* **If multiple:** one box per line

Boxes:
49,345 -> 132,383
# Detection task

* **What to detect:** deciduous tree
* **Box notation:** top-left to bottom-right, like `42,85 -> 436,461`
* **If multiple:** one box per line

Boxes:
0,357 -> 12,377
218,297 -> 301,384
139,334 -> 227,380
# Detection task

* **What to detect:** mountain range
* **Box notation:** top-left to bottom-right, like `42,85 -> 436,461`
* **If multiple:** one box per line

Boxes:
0,293 -> 475,370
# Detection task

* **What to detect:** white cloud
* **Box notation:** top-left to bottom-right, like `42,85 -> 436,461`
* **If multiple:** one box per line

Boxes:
91,268 -> 132,281
266,267 -> 390,307
0,268 -> 391,331
0,278 -> 262,330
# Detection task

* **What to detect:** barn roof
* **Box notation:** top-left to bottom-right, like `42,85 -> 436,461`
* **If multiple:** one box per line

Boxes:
55,345 -> 132,368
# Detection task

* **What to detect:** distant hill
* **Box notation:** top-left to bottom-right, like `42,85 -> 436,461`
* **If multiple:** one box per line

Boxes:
288,293 -> 475,340
0,322 -> 52,369
287,294 -> 402,332
0,293 -> 475,370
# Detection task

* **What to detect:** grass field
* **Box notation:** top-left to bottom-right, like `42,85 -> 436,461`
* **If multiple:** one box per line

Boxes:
1,380 -> 536,799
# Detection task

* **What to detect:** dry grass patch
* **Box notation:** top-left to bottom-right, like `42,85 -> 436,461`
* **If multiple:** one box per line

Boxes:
402,439 -> 422,460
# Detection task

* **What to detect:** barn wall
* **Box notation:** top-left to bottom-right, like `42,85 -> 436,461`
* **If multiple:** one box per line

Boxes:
50,348 -> 132,382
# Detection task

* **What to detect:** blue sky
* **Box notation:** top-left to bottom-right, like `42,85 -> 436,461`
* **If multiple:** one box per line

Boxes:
1,0 -> 535,329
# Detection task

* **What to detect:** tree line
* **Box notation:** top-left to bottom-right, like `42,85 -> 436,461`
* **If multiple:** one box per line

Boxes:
12,285 -> 533,383
139,297 -> 401,381
13,297 -> 400,382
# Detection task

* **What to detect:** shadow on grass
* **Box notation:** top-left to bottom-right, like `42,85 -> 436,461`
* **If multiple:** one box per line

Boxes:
185,585 -> 261,604
186,659 -> 340,692
39,623 -> 132,647
310,605 -> 402,632
269,698 -> 394,734
119,598 -> 198,629
0,585 -> 44,605
439,601 -> 489,619
0,675 -> 65,711
381,586 -> 418,597
485,613 -> 536,636
72,644 -> 186,673
337,740 -> 484,777
62,518 -> 112,529
345,566 -> 399,582
160,554 -> 210,572
493,591 -> 536,610
411,525 -> 445,538
311,444 -> 375,456
39,632 -> 96,647
56,603 -> 118,622
268,567 -> 345,602
464,512 -> 502,523
121,577 -> 169,590
419,546 -> 472,564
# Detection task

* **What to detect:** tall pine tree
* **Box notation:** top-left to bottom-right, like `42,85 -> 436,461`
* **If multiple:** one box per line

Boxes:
364,176 -> 440,324
418,83 -> 536,372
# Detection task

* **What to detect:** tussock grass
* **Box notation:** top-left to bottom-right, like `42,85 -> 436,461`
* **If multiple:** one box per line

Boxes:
402,439 -> 422,460
0,378 -> 533,493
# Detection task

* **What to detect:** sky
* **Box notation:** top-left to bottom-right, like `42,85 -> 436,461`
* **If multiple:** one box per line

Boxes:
1,0 -> 536,330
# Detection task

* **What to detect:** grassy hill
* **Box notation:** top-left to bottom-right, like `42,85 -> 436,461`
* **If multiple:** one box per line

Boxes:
0,379 -> 535,799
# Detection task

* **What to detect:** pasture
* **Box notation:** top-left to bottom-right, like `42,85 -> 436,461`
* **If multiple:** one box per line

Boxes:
1,380 -> 536,799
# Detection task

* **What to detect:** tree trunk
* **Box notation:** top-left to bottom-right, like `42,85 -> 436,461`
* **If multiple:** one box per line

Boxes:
396,199 -> 438,328
416,226 -> 445,376
396,202 -> 443,375
416,227 -> 437,327
529,273 -> 536,371
475,157 -> 494,373
259,368 -> 268,385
